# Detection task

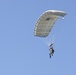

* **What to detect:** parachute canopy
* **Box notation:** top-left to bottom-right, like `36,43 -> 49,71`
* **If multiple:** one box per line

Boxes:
34,10 -> 67,37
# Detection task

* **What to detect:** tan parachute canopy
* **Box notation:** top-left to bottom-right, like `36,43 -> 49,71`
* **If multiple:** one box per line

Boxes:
34,10 -> 67,37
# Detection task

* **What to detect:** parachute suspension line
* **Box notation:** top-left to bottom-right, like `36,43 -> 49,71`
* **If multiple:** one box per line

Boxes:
47,35 -> 56,46
37,37 -> 50,46
38,35 -> 56,47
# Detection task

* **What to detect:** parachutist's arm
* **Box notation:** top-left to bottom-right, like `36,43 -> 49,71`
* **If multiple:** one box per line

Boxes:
50,44 -> 53,47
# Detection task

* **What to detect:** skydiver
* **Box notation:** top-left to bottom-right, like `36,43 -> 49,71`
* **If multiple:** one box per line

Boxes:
49,43 -> 54,58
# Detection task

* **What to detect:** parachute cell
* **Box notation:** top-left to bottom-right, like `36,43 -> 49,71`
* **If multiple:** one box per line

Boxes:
34,10 -> 67,37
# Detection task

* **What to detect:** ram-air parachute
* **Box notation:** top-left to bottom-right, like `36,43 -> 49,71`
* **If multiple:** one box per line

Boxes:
34,10 -> 67,38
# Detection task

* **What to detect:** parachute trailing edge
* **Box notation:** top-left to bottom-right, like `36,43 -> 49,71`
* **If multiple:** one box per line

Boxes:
34,10 -> 67,37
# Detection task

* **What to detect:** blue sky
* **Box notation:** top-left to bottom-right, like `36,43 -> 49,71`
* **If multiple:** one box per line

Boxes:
0,0 -> 76,75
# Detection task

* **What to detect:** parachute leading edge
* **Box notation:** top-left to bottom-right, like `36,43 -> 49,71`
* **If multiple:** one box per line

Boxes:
34,10 -> 67,37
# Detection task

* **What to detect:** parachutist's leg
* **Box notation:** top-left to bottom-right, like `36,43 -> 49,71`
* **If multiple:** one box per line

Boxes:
51,53 -> 53,56
49,53 -> 51,58
50,55 -> 51,58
